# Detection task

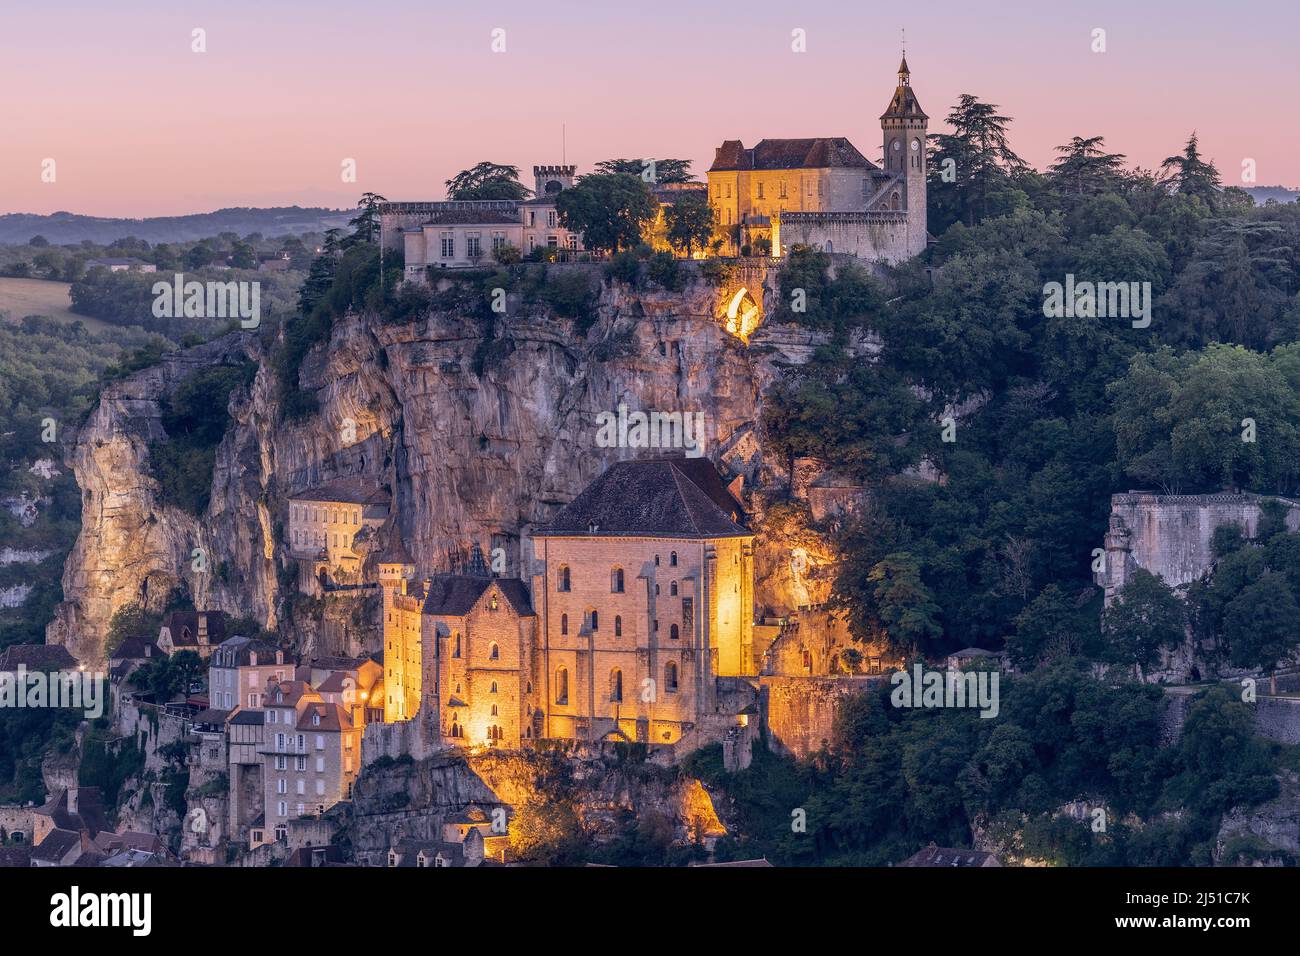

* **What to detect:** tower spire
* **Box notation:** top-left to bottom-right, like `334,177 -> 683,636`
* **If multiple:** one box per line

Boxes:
898,30 -> 910,85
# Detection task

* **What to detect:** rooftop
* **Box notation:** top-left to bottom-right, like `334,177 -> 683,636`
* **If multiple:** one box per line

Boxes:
534,456 -> 748,539
290,477 -> 389,507
709,137 -> 875,172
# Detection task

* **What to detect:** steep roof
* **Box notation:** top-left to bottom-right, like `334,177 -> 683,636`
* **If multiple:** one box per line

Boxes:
0,643 -> 77,672
290,478 -> 389,507
35,788 -> 109,839
898,844 -> 999,867
30,828 -> 81,863
111,636 -> 161,661
709,137 -> 874,172
419,576 -> 534,618
159,610 -> 226,646
880,79 -> 927,120
296,701 -> 352,732
535,457 -> 748,539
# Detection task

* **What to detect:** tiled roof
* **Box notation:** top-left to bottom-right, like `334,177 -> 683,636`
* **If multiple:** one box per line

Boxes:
898,845 -> 999,867
111,636 -> 161,661
296,701 -> 352,732
31,828 -> 81,863
534,457 -> 748,539
159,610 -> 226,646
36,788 -> 109,839
0,643 -> 76,672
419,576 -> 534,618
709,137 -> 875,172
405,209 -> 521,226
211,635 -> 282,668
290,478 -> 389,507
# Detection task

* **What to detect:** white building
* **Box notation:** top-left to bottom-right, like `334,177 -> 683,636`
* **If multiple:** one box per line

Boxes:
379,166 -> 584,279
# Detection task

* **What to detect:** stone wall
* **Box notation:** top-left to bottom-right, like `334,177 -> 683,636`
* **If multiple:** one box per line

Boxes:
759,675 -> 883,758
0,806 -> 34,842
1098,492 -> 1300,603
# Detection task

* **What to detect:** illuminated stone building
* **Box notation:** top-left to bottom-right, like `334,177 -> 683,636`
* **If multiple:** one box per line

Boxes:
373,457 -> 759,753
287,478 -> 390,592
707,57 -> 928,261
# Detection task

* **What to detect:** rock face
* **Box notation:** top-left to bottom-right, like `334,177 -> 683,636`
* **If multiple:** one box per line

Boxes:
50,270 -> 836,664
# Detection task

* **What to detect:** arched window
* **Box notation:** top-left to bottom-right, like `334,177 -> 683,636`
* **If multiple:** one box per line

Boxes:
490,681 -> 498,694
450,721 -> 462,738
654,554 -> 660,566
489,725 -> 503,741
655,583 -> 660,596
801,648 -> 812,673
670,623 -> 679,641
610,668 -> 623,702
556,667 -> 569,705
491,704 -> 498,716
612,567 -> 624,592
558,565 -> 571,591
614,615 -> 622,637
664,661 -> 679,693
453,633 -> 461,658
561,613 -> 568,635
670,581 -> 678,596
489,642 -> 499,660
670,551 -> 678,567
588,609 -> 599,631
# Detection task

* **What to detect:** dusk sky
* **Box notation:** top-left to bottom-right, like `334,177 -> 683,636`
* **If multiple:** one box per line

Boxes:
2,0 -> 1296,217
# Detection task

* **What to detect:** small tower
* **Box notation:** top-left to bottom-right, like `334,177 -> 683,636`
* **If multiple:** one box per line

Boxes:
880,52 -> 929,256
533,165 -> 576,198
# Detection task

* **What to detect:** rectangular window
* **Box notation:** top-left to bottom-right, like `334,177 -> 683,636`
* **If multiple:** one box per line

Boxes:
440,233 -> 454,258
316,780 -> 325,796
682,597 -> 694,626
316,735 -> 324,751
316,756 -> 325,772
547,236 -> 558,248
547,211 -> 557,228
466,234 -> 481,258
278,801 -> 286,818
779,181 -> 788,199
491,232 -> 506,251
757,182 -> 764,199
296,779 -> 305,795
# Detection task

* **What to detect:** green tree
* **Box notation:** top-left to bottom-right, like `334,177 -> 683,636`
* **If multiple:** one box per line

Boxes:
1048,136 -> 1127,197
1101,569 -> 1185,678
1160,132 -> 1222,207
663,192 -> 714,256
556,173 -> 658,254
593,158 -> 695,184
445,162 -> 530,200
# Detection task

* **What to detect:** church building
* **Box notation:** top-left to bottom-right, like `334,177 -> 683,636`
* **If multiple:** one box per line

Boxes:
707,57 -> 928,262
375,456 -> 757,751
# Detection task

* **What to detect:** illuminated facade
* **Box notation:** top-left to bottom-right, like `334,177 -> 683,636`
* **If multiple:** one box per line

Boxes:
707,58 -> 928,261
376,457 -> 757,750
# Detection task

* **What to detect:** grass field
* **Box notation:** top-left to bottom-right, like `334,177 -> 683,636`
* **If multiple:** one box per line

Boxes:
0,277 -> 114,332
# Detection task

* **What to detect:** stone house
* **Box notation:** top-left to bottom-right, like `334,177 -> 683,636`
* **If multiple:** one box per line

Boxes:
287,478 -> 390,590
207,635 -> 288,711
156,610 -> 227,659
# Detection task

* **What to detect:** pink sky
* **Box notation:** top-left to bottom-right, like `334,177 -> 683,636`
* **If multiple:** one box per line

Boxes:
1,0 -> 1295,218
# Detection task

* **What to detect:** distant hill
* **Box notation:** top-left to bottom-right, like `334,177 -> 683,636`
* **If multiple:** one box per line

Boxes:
0,207 -> 353,245
1244,186 -> 1299,206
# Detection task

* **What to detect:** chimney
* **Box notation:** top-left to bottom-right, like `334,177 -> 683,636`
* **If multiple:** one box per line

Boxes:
276,650 -> 284,665
198,613 -> 209,645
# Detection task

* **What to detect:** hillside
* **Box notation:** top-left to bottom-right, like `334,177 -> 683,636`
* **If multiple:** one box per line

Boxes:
0,206 -> 352,245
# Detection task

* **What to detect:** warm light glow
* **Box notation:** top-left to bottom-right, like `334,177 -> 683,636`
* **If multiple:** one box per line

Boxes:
724,288 -> 761,342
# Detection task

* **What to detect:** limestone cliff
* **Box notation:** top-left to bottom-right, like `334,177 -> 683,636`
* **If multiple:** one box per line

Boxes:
50,269 -> 840,663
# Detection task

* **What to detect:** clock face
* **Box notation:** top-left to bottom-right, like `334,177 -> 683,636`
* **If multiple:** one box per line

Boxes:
892,140 -> 901,151
911,139 -> 920,151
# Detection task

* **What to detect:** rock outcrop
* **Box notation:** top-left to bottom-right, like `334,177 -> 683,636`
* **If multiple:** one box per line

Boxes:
50,269 -> 841,664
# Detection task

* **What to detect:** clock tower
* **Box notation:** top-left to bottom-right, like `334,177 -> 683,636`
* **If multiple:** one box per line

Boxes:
880,54 -> 929,256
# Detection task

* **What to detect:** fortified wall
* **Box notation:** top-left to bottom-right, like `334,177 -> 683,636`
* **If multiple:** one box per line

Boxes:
1096,492 -> 1300,604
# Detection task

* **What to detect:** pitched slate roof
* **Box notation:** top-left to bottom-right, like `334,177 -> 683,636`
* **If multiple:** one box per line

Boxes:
419,576 -> 534,618
159,610 -> 227,646
0,643 -> 76,672
709,137 -> 875,172
296,701 -> 352,732
535,457 -> 748,539
30,828 -> 81,863
898,844 -> 999,867
36,788 -> 109,839
880,78 -> 927,120
111,636 -> 161,661
290,478 -> 389,507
